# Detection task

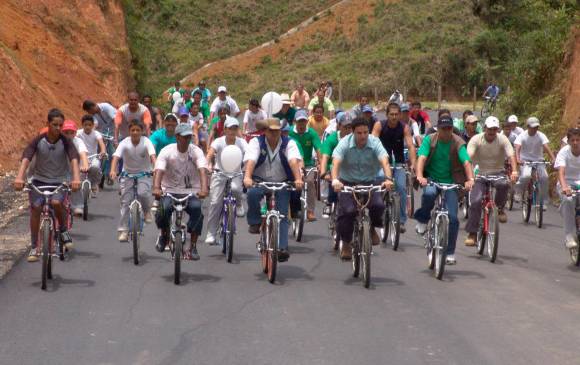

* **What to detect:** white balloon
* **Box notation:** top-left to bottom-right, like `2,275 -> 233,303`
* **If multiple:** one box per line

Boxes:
261,91 -> 282,117
220,145 -> 243,173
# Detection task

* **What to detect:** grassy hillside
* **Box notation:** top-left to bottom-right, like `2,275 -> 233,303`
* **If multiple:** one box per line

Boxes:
122,0 -> 338,96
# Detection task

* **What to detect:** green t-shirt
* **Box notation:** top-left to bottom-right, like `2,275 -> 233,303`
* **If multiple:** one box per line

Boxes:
453,118 -> 482,133
186,100 -> 210,121
149,128 -> 176,155
321,131 -> 340,169
418,134 -> 470,183
289,127 -> 321,166
273,107 -> 297,124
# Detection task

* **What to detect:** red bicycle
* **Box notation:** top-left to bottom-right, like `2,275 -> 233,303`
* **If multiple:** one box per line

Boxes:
475,175 -> 507,263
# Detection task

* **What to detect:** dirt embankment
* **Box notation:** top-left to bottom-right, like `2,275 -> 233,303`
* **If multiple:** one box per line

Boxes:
563,27 -> 580,127
0,0 -> 133,171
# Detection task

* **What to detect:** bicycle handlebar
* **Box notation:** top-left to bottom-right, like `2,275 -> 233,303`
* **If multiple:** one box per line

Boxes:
520,161 -> 550,166
253,181 -> 296,191
476,174 -> 507,182
214,171 -> 244,179
120,171 -> 153,179
340,184 -> 385,194
428,181 -> 463,191
163,192 -> 196,204
24,183 -> 70,196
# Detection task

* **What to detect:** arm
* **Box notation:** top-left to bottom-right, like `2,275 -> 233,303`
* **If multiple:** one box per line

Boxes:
206,147 -> 216,172
404,125 -> 417,170
97,137 -> 107,158
331,158 -> 343,192
150,154 -> 156,168
320,154 -> 329,179
143,109 -> 152,136
243,160 -> 256,188
379,156 -> 394,191
152,169 -> 164,198
558,166 -> 571,196
13,159 -> 31,190
289,158 -> 304,190
114,110 -> 122,145
109,156 -> 120,180
543,144 -> 556,162
463,161 -> 474,191
416,155 -> 427,186
197,167 -> 208,198
371,121 -> 382,137
80,151 -> 89,173
69,159 -> 81,191
515,144 -> 522,164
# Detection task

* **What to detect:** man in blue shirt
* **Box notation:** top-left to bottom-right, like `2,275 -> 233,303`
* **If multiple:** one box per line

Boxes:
331,117 -> 394,259
193,80 -> 212,105
483,82 -> 500,101
150,114 -> 177,155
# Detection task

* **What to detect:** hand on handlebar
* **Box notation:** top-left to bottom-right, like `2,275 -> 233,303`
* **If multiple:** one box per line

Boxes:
332,179 -> 343,192
294,179 -> 304,191
383,178 -> 394,191
510,170 -> 519,183
464,179 -> 474,192
243,177 -> 253,189
13,178 -> 25,191
70,180 -> 81,192
109,171 -> 118,181
197,188 -> 208,199
152,186 -> 163,199
417,176 -> 428,187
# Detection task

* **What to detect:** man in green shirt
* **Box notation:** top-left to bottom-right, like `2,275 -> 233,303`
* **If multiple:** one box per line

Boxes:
453,110 -> 482,134
289,109 -> 321,221
191,90 -> 210,121
150,114 -> 178,155
414,116 -> 474,265
273,94 -> 296,125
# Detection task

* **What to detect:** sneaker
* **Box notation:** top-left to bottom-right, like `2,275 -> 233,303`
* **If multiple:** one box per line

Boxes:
565,234 -> 578,249
371,228 -> 380,246
278,249 -> 290,262
155,235 -> 167,252
322,205 -> 331,219
60,231 -> 73,250
248,224 -> 261,234
400,224 -> 406,234
340,242 -> 352,260
236,205 -> 245,218
27,248 -> 39,263
205,232 -> 217,246
415,223 -> 427,235
144,212 -> 153,224
446,254 -> 457,265
91,187 -> 98,198
189,246 -> 200,261
73,208 -> 83,216
118,231 -> 128,242
464,233 -> 477,246
498,209 -> 507,223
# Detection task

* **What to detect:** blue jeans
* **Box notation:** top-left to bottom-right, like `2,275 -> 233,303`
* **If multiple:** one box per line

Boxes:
155,195 -> 203,235
247,187 -> 291,250
414,185 -> 459,255
377,168 -> 407,224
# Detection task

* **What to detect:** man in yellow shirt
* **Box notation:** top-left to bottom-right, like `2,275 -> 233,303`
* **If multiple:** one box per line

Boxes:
308,104 -> 329,138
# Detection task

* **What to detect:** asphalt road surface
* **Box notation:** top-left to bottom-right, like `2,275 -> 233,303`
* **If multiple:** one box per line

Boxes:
1,183 -> 580,365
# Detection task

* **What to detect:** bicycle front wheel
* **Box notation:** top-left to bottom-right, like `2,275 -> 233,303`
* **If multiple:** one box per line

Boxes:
82,183 -> 90,221
487,207 -> 499,262
130,205 -> 140,266
434,215 -> 449,280
507,186 -> 514,211
535,197 -> 543,228
407,175 -> 414,218
173,231 -> 182,285
267,218 -> 278,284
476,212 -> 486,256
40,219 -> 52,291
226,204 -> 235,263
389,194 -> 401,251
522,188 -> 531,223
260,221 -> 268,273
352,223 -> 361,278
295,199 -> 305,242
361,220 -> 372,288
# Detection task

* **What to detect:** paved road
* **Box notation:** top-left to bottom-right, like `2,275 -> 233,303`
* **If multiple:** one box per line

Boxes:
1,184 -> 580,365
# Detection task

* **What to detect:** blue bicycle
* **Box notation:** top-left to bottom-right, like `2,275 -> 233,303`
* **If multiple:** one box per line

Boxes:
120,171 -> 152,265
215,171 -> 243,263
99,129 -> 115,188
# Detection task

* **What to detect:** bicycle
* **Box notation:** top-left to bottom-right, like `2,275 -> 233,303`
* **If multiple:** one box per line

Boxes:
80,154 -> 104,221
480,96 -> 498,118
474,175 -> 507,263
382,164 -> 404,250
163,192 -> 195,285
292,167 -> 318,242
505,160 -> 515,211
341,184 -> 385,288
214,171 -> 243,263
24,183 -> 71,290
520,161 -> 550,228
405,165 -> 415,219
120,171 -> 152,265
567,187 -> 580,266
99,131 -> 115,188
422,182 -> 462,280
255,181 -> 295,284
460,191 -> 470,219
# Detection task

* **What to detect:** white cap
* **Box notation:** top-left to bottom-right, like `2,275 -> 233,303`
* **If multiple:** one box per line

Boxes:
280,93 -> 292,104
507,115 -> 518,123
217,86 -> 227,93
224,116 -> 239,128
527,117 -> 540,128
484,116 -> 500,129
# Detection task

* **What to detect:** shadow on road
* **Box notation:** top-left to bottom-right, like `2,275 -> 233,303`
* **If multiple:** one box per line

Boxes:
31,274 -> 95,291
121,253 -> 170,265
290,245 -> 315,254
442,269 -> 486,282
87,213 -> 115,221
254,264 -> 314,284
67,249 -> 102,260
69,232 -> 92,241
161,272 -> 221,285
344,275 -> 404,289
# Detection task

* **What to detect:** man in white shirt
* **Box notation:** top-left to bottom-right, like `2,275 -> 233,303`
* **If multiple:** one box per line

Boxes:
507,115 -> 525,136
152,123 -> 208,260
83,100 -> 117,135
555,128 -> 580,248
110,120 -> 156,242
62,120 -> 90,216
514,117 -> 556,203
243,98 -> 267,134
243,118 -> 304,262
210,86 -> 240,120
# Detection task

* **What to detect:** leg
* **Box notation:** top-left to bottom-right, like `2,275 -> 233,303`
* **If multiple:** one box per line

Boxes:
516,165 -> 532,194
275,189 -> 291,250
368,191 -> 386,228
137,177 -> 152,214
185,196 -> 203,238
465,180 -> 485,234
414,185 -> 438,224
394,168 -> 407,224
494,178 -> 510,209
336,192 -> 358,243
538,165 -> 549,203
71,190 -> 83,210
246,187 -> 266,226
88,159 -> 102,187
118,178 -> 132,232
558,188 -> 577,240
29,205 -> 42,249
306,172 -> 317,216
444,190 -> 459,255
154,196 -> 174,251
206,174 -> 227,238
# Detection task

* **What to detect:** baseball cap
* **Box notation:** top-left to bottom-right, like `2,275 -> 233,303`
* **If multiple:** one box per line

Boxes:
280,93 -> 292,105
295,109 -> 308,121
224,116 -> 239,128
266,118 -> 282,130
484,116 -> 500,129
217,86 -> 227,93
175,123 -> 193,136
400,103 -> 410,112
527,117 -> 540,128
62,120 -> 78,132
281,119 -> 291,132
178,106 -> 189,117
437,116 -> 453,128
465,115 -> 479,124
507,115 -> 518,123
337,112 -> 352,126
362,105 -> 373,113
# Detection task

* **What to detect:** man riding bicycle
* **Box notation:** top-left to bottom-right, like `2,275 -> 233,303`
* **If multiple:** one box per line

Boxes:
114,92 -> 153,144
82,100 -> 116,135
414,116 -> 474,265
483,82 -> 500,103
150,113 -> 178,155
464,116 -> 518,246
153,123 -> 208,260
243,118 -> 304,262
331,117 -> 394,260
555,128 -> 580,249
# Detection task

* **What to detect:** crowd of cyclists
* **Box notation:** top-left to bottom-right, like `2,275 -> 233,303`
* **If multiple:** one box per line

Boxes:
11,79 -> 580,280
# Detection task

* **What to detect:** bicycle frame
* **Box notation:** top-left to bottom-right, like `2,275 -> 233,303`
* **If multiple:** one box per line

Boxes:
164,193 -> 194,248
215,171 -> 243,244
120,172 -> 152,236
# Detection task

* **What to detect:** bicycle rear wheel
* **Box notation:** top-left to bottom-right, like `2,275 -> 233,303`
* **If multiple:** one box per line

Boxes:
40,219 -> 52,291
226,205 -> 235,263
267,218 -> 278,284
476,213 -> 486,255
427,222 -> 436,270
381,199 -> 390,244
571,223 -> 580,266
535,196 -> 543,228
173,231 -> 182,285
82,183 -> 90,221
522,188 -> 531,223
352,223 -> 361,278
462,192 -> 470,219
260,221 -> 268,273
481,102 -> 489,118
130,205 -> 140,266
295,198 -> 305,242
487,207 -> 499,262
406,175 -> 414,218
389,193 -> 401,251
361,220 -> 372,288
434,215 -> 448,280
507,186 -> 514,211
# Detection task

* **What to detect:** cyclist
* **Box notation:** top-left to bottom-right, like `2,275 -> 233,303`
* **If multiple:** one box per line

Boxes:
400,103 -> 421,146
61,120 -> 90,216
172,90 -> 192,114
559,117 -> 580,147
414,116 -> 474,265
388,89 -> 403,105
204,118 -> 248,245
291,83 -> 310,109
410,101 -> 431,136
243,98 -> 267,135
210,86 -> 240,120
464,116 -> 518,245
514,117 -> 555,203
331,117 -> 394,259
308,89 -> 335,119
192,90 -> 210,121
188,103 -> 206,149
76,115 -> 107,197
325,81 -> 333,100
13,108 -> 81,262
308,104 -> 329,139
166,81 -> 185,108
209,106 -> 239,146
153,123 -> 208,260
372,102 -> 417,233
461,115 -> 480,143
351,96 -> 370,119
114,92 -> 152,145
243,118 -> 304,262
150,113 -> 178,155
483,82 -> 500,102
289,109 -> 322,222
506,115 -> 524,136
501,121 -> 517,145
320,112 -> 353,218
142,95 -> 163,132
177,106 -> 191,127
273,94 -> 297,125
555,128 -> 580,248
110,120 -> 156,242
82,100 -> 116,135
192,80 -> 212,105
361,105 -> 378,131
454,110 -> 482,135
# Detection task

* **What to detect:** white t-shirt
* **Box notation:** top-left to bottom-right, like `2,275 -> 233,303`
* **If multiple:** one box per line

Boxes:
76,129 -> 103,156
323,119 -> 337,141
555,145 -> 580,186
172,91 -> 181,104
210,136 -> 248,172
155,143 -> 208,194
513,126 -> 524,135
188,112 -> 204,129
210,96 -> 240,115
72,136 -> 88,154
113,137 -> 156,173
244,137 -> 302,182
514,130 -> 549,161
94,102 -> 116,133
243,109 -> 267,133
